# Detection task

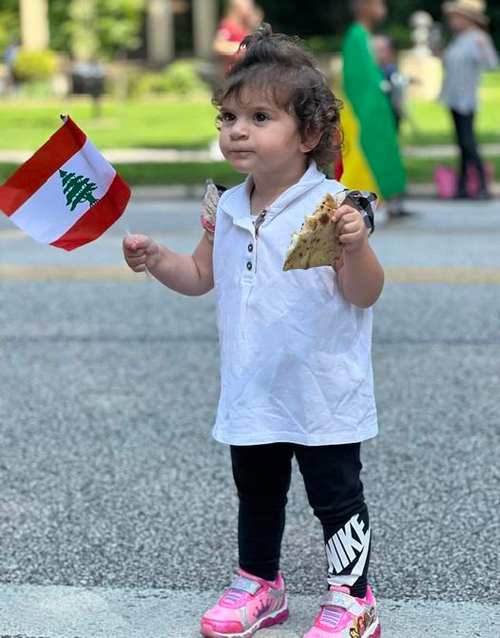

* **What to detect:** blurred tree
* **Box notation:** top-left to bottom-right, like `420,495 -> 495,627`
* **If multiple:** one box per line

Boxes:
49,0 -> 145,60
251,0 -> 337,36
0,0 -> 19,55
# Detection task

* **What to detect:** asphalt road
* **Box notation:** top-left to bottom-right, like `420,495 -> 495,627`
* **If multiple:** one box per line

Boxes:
0,195 -> 499,637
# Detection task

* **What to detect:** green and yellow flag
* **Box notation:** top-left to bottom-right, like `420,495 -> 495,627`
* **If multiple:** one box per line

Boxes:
341,23 -> 406,199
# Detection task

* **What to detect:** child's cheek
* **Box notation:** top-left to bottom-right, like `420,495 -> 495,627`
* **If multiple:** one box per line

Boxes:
218,133 -> 229,157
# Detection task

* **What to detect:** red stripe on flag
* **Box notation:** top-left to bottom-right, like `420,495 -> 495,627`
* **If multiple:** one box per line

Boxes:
50,174 -> 131,251
334,153 -> 344,181
0,117 -> 87,217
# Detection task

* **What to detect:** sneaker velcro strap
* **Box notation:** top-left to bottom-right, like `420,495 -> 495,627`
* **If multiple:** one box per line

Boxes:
229,575 -> 262,595
320,591 -> 364,615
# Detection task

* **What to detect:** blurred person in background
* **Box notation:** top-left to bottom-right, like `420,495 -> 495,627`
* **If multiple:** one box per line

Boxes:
3,40 -> 20,92
342,0 -> 411,218
441,0 -> 499,199
213,0 -> 263,76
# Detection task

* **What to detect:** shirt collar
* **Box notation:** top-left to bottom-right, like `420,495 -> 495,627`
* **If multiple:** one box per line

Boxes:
219,161 -> 326,223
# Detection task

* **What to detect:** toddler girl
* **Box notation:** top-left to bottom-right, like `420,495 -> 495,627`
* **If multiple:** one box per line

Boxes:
123,25 -> 383,638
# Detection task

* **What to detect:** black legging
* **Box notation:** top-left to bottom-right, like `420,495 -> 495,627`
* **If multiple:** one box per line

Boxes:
230,442 -> 370,598
451,109 -> 487,194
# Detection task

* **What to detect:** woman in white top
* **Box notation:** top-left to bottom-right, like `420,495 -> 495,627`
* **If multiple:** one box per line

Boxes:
441,0 -> 499,199
123,25 -> 384,638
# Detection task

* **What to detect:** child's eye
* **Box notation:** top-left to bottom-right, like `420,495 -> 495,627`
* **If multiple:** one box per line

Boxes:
221,112 -> 236,122
254,112 -> 269,123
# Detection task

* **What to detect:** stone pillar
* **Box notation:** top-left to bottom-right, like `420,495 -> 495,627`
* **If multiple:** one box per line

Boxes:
147,0 -> 175,65
400,10 -> 442,101
410,11 -> 433,57
20,0 -> 50,51
192,0 -> 218,59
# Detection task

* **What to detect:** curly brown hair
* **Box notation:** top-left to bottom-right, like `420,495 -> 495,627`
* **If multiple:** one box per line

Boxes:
213,24 -> 343,172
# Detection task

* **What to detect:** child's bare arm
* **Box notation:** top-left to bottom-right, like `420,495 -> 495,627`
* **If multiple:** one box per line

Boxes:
331,205 -> 384,308
123,233 -> 214,296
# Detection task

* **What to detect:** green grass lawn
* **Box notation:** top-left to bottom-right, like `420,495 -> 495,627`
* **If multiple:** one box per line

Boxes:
1,70 -> 499,151
0,96 -> 218,151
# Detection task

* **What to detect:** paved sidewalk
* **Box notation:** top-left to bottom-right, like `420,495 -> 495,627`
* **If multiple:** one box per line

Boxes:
0,584 -> 497,638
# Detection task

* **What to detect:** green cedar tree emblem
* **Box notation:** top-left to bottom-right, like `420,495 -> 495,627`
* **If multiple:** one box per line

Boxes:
59,169 -> 100,212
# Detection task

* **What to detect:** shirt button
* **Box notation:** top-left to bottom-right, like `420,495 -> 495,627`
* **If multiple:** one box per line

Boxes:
246,261 -> 253,271
248,244 -> 254,253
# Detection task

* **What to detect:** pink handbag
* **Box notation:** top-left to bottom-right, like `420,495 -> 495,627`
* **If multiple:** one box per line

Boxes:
434,165 -> 456,198
434,163 -> 494,198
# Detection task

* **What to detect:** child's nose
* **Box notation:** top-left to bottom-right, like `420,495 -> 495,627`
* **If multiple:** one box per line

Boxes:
230,121 -> 249,140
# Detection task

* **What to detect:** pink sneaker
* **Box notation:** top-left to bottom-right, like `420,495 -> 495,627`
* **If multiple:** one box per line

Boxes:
200,569 -> 289,638
303,585 -> 380,638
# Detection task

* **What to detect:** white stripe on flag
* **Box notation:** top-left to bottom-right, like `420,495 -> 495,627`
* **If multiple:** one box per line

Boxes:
10,139 -> 116,244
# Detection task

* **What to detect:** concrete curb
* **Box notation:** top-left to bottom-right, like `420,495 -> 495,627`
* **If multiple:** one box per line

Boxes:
0,583 -> 498,638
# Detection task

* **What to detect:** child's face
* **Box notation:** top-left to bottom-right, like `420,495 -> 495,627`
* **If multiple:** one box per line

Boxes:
374,36 -> 394,66
218,86 -> 310,178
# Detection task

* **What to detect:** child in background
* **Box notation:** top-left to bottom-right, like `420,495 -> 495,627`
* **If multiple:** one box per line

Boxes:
373,33 -> 417,217
124,26 -> 383,638
373,34 -> 407,129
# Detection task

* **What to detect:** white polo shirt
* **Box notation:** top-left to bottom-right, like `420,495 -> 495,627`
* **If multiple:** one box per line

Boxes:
212,162 -> 378,446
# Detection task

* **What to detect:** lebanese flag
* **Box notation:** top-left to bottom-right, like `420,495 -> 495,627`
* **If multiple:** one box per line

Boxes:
0,116 -> 130,250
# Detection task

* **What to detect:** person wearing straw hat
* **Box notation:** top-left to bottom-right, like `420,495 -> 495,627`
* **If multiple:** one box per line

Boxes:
440,0 -> 498,199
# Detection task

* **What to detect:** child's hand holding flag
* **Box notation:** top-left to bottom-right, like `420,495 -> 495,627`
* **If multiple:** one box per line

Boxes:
123,234 -> 160,273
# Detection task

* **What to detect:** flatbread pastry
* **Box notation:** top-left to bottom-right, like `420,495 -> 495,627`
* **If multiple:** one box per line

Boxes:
283,193 -> 343,271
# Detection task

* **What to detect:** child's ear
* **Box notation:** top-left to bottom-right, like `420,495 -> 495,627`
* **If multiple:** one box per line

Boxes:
299,128 -> 322,154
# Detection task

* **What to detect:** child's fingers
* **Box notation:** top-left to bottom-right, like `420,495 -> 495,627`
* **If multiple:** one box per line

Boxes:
123,234 -> 151,252
124,249 -> 146,264
338,220 -> 363,235
331,204 -> 358,222
126,253 -> 146,266
332,212 -> 360,232
127,257 -> 148,272
335,216 -> 363,235
339,229 -> 365,244
123,235 -> 137,252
